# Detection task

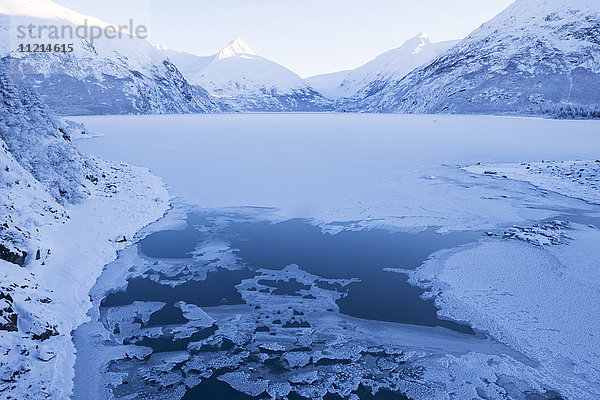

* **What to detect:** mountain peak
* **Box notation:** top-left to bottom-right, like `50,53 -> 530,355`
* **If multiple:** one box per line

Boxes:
402,31 -> 431,54
217,38 -> 256,59
0,0 -> 106,27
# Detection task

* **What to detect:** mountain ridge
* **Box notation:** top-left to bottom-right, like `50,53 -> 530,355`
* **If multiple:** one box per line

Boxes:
306,32 -> 460,101
0,0 -> 218,115
160,38 -> 333,112
360,0 -> 600,118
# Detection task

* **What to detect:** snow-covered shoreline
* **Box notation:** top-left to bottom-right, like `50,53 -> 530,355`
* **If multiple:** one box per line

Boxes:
465,160 -> 600,206
0,158 -> 169,399
396,160 -> 600,399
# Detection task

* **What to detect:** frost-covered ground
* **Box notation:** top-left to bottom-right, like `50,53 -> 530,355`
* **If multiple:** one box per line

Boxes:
0,159 -> 169,398
71,113 -> 600,399
465,160 -> 600,205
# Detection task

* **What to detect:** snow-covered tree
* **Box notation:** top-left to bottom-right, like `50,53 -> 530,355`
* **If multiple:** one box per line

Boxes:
0,58 -> 97,265
0,59 -> 97,204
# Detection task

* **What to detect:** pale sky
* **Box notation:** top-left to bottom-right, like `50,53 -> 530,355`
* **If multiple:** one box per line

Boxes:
57,0 -> 514,77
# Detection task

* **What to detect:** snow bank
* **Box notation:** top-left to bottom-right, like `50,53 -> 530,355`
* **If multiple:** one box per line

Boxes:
465,160 -> 600,205
409,224 -> 600,399
0,158 -> 169,398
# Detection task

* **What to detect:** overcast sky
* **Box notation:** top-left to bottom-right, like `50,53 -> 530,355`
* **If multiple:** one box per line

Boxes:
57,0 -> 514,77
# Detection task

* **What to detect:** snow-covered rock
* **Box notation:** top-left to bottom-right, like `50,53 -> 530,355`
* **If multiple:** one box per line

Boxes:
160,38 -> 333,112
362,0 -> 600,118
158,46 -> 214,81
307,32 -> 458,102
0,0 -> 218,115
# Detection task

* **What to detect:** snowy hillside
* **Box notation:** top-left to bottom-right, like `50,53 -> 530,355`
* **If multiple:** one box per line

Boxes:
0,58 -> 95,262
304,70 -> 351,99
157,45 -> 215,80
160,39 -> 333,112
0,59 -> 91,391
0,0 -> 218,115
361,0 -> 600,118
308,32 -> 458,101
0,55 -> 169,398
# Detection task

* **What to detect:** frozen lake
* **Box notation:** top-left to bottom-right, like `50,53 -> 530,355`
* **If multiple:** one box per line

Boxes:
72,113 -> 600,400
75,113 -> 600,231
73,207 -> 516,400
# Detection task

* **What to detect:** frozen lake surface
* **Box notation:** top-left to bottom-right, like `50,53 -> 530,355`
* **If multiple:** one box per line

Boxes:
76,113 -> 600,231
72,113 -> 600,400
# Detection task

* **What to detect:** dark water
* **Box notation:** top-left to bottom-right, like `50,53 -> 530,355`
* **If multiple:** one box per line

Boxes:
322,386 -> 411,400
135,326 -> 217,353
139,226 -> 203,258
183,377 -> 259,400
101,211 -> 486,399
222,219 -> 480,333
114,215 -> 481,332
102,268 -> 254,309
182,379 -> 410,400
224,219 -> 477,278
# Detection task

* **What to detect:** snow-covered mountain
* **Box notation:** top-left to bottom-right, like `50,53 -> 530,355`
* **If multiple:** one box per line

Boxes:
304,70 -> 351,99
0,0 -> 218,115
362,0 -> 600,118
160,39 -> 333,112
157,45 -> 214,80
307,32 -> 458,101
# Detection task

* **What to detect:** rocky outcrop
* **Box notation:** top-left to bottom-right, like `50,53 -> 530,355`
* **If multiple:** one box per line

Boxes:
0,289 -> 18,332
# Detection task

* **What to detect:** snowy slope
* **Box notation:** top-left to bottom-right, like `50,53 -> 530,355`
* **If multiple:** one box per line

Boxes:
308,32 -> 458,101
157,45 -> 215,80
0,53 -> 170,399
362,0 -> 600,118
0,58 -> 95,262
160,39 -> 333,112
304,70 -> 351,99
0,0 -> 218,115
0,57 -> 93,392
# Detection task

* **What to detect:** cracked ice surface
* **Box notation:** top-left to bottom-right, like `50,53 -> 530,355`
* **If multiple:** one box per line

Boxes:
80,243 -> 562,399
